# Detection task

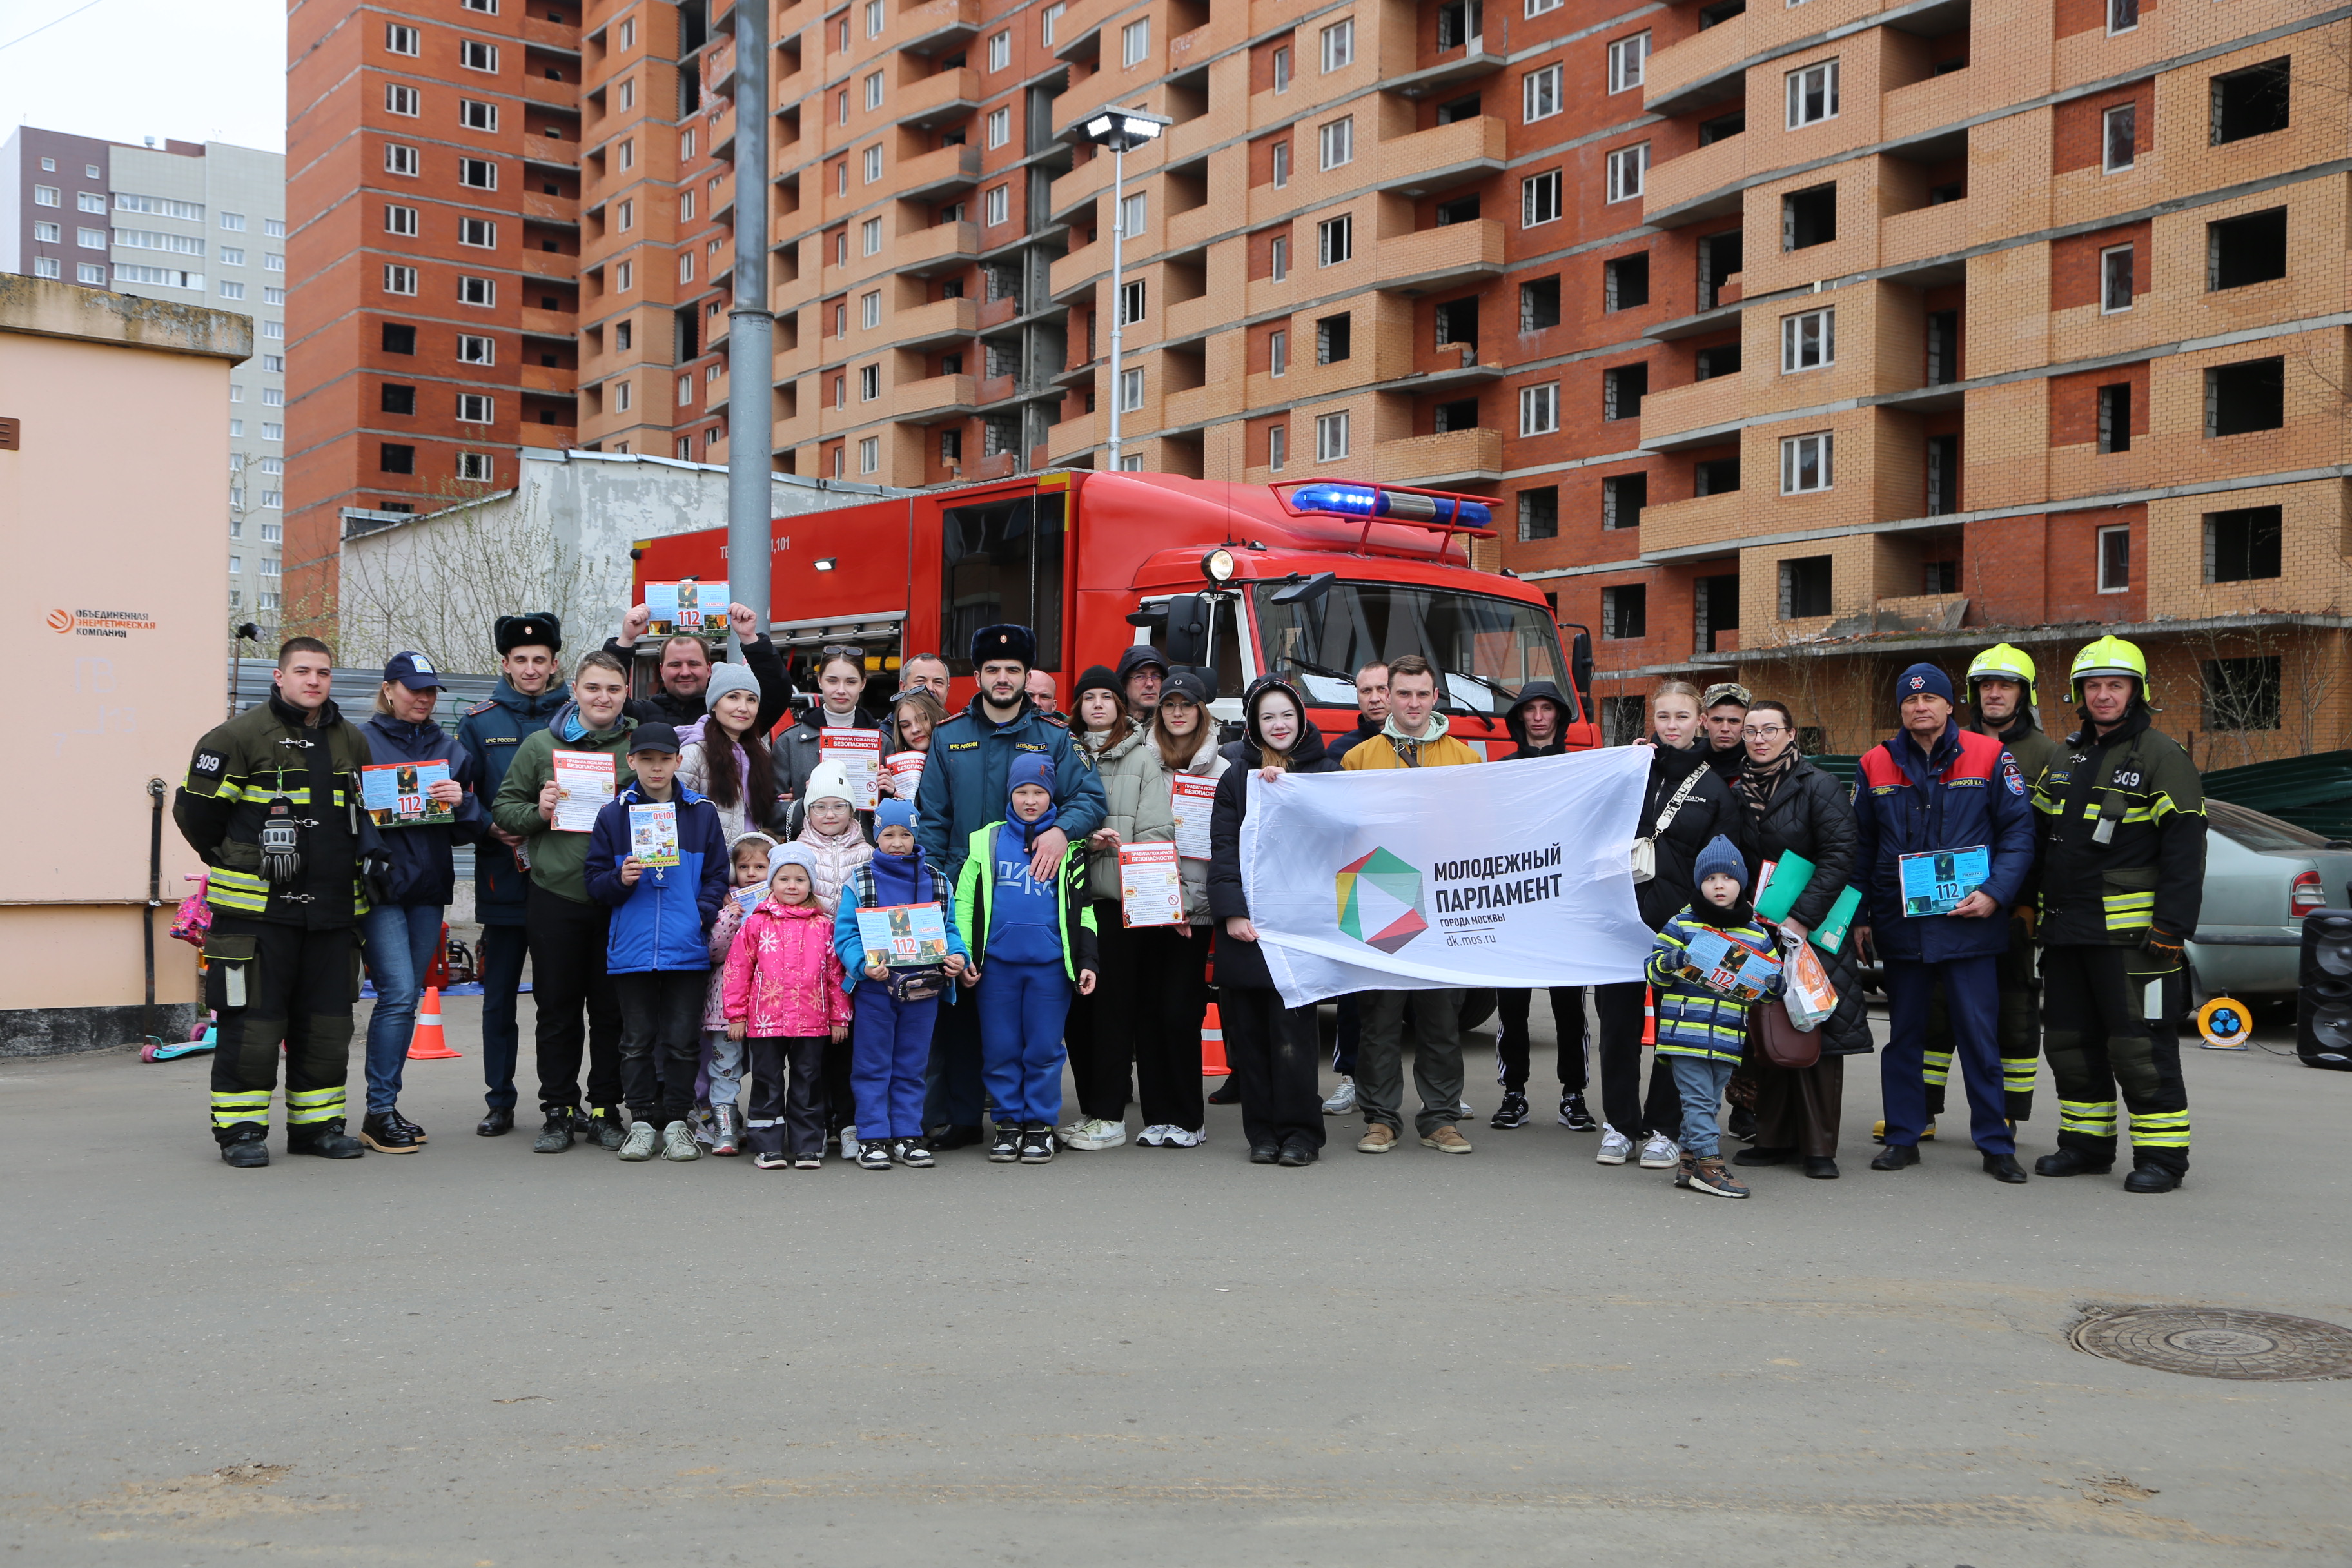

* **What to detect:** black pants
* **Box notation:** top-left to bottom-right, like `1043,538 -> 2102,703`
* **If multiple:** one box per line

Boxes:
1064,903 -> 1133,1121
925,985 -> 985,1131
1225,986 -> 1325,1154
1923,917 -> 2041,1120
1333,994 -> 1361,1077
204,916 -> 356,1144
525,882 -> 623,1115
1131,925 -> 1210,1131
745,1035 -> 828,1157
476,921 -> 528,1112
822,1031 -> 855,1134
614,969 -> 705,1127
1495,986 -> 1589,1094
2041,943 -> 2190,1174
1595,979 -> 1683,1141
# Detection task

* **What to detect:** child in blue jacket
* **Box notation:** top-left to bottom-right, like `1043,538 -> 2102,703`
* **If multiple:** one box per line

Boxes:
832,798 -> 970,1170
952,755 -> 1099,1166
585,722 -> 730,1163
1647,836 -> 1781,1200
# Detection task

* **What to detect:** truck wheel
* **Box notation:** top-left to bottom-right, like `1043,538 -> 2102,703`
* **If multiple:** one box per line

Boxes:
1458,990 -> 1496,1032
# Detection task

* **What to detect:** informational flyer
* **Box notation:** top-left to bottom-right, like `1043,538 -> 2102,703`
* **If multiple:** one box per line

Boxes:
645,579 -> 729,637
1899,845 -> 1990,917
1119,841 -> 1184,928
1676,926 -> 1782,1003
820,728 -> 883,810
883,750 -> 926,805
856,902 -> 948,968
629,801 -> 680,867
551,750 -> 616,833
1170,774 -> 1217,860
734,884 -> 765,916
361,760 -> 453,827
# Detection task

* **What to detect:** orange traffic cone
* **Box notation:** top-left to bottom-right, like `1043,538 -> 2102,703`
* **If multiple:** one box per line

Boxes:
1199,1003 -> 1230,1077
407,985 -> 462,1059
1642,986 -> 1656,1046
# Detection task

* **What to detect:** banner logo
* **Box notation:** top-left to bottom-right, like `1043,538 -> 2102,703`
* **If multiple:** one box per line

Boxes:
1336,847 -> 1427,954
47,609 -> 74,633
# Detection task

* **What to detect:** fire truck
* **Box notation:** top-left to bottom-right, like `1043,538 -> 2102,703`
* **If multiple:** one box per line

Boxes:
631,469 -> 1598,755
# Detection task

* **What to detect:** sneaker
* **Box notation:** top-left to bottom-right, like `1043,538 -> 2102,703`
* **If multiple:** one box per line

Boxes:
617,1121 -> 661,1161
1638,1134 -> 1681,1170
1490,1092 -> 1529,1130
532,1112 -> 575,1153
1055,1119 -> 1088,1146
1357,1123 -> 1398,1153
794,1153 -> 823,1170
988,1124 -> 1023,1162
1558,1092 -> 1598,1132
1321,1079 -> 1358,1116
1019,1127 -> 1055,1163
1685,1155 -> 1750,1199
1726,1106 -> 1759,1144
1134,1124 -> 1175,1148
1422,1126 -> 1473,1154
660,1121 -> 701,1162
753,1150 -> 790,1170
898,1139 -> 936,1168
858,1141 -> 893,1170
1595,1127 -> 1634,1165
360,1111 -> 420,1154
1161,1126 -> 1206,1148
1454,1100 -> 1474,1119
839,1125 -> 861,1162
710,1105 -> 741,1157
1062,1117 -> 1128,1151
589,1106 -> 627,1152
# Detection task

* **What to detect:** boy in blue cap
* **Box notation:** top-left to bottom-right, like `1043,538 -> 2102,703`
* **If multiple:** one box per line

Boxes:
952,754 -> 1100,1164
1646,834 -> 1781,1199
834,797 -> 968,1168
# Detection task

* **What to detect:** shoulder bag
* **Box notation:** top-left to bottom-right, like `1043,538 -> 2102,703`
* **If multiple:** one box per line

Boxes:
1629,767 -> 1705,884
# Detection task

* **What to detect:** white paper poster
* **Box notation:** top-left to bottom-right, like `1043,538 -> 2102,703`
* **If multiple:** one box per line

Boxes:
1119,841 -> 1184,928
1239,747 -> 1655,1008
1170,774 -> 1217,861
551,750 -> 616,833
820,729 -> 883,810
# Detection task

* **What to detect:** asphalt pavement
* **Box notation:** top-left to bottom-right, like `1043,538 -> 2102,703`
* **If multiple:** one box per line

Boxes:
3,994 -> 2349,1566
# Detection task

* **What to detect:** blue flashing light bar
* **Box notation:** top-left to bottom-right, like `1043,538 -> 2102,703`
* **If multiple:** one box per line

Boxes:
1289,483 -> 1493,530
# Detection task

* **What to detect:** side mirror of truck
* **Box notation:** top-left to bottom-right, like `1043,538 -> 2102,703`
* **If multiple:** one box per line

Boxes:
1567,627 -> 1596,713
1270,571 -> 1335,607
1164,593 -> 1213,667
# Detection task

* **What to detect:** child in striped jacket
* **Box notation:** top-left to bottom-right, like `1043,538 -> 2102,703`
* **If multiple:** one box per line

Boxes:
1646,834 -> 1781,1200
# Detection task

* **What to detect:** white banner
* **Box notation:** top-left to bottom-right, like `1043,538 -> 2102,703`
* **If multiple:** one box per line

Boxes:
1240,747 -> 1656,1008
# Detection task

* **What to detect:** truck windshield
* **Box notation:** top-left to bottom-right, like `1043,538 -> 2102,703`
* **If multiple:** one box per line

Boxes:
1251,582 -> 1568,716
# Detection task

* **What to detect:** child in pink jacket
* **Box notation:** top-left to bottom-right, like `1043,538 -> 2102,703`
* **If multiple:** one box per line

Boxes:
724,844 -> 853,1168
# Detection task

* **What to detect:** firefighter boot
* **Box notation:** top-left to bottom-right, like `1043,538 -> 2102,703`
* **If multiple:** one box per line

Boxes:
288,1119 -> 365,1159
219,1125 -> 270,1168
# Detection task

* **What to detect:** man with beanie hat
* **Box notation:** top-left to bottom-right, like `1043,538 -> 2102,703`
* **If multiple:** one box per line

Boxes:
1115,643 -> 1170,723
457,613 -> 568,1136
915,624 -> 1106,1142
1645,834 -> 1778,1198
1850,662 -> 2038,1182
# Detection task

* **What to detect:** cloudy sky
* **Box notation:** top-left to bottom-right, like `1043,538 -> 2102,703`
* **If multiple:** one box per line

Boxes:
3,0 -> 286,154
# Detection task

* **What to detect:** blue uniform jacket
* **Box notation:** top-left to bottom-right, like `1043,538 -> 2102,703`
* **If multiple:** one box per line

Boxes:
915,696 -> 1107,878
584,783 -> 730,974
454,678 -> 569,925
1848,720 -> 2035,963
360,712 -> 487,908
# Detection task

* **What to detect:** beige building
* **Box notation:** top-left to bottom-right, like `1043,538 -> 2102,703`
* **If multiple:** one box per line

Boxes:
0,277 -> 248,1055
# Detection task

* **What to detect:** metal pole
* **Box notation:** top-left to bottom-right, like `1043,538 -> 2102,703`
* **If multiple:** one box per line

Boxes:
1106,139 -> 1124,471
727,0 -> 774,655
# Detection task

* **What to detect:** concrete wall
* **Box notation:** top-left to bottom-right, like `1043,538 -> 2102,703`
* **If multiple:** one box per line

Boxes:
337,446 -> 896,671
0,275 -> 254,1054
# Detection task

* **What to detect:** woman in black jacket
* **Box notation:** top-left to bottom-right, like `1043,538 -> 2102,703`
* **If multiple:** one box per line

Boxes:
1729,698 -> 1870,1179
1207,676 -> 1338,1166
1594,680 -> 1745,1170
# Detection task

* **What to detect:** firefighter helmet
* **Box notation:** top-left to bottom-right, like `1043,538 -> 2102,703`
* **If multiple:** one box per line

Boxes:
1965,642 -> 2039,707
2069,635 -> 2150,701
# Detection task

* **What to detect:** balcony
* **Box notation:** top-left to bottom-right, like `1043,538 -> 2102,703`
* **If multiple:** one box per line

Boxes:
976,372 -> 1015,404
525,74 -> 580,113
1371,427 -> 1503,485
1881,197 -> 1968,273
1049,243 -> 1104,300
523,191 -> 577,226
1372,219 -> 1505,294
1048,148 -> 1117,220
897,0 -> 981,54
895,372 -> 977,422
895,295 -> 978,347
1640,373 -> 1744,450
520,306 -> 574,338
521,14 -> 577,53
1165,383 -> 1215,429
1884,70 -> 1972,146
1164,293 -> 1216,342
1643,15 -> 1748,116
977,292 -> 1020,328
1635,489 -> 1747,557
893,68 -> 980,129
1645,135 -> 1747,224
520,249 -> 578,280
520,362 -> 574,393
899,219 -> 981,275
1386,44 -> 1508,98
899,142 -> 982,201
1047,407 -> 1101,457
1373,117 -> 1507,197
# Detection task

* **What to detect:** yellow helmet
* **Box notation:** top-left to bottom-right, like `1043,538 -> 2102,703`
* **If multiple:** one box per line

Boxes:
2070,635 -> 2149,701
1965,642 -> 2038,707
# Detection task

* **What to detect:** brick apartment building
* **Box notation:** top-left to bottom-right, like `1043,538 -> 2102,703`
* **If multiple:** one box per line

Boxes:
287,0 -> 2351,764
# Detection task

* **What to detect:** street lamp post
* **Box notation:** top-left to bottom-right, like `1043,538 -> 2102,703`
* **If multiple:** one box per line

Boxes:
1062,108 -> 1171,473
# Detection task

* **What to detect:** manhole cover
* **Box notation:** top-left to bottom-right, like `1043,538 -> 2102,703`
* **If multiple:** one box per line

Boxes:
2071,1305 -> 2352,1380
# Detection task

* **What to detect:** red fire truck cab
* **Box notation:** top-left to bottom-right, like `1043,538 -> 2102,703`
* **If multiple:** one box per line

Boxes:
631,469 -> 1598,755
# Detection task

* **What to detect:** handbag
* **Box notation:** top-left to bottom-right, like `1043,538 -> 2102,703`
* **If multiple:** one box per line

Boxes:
1629,767 -> 1705,884
1752,995 -> 1821,1070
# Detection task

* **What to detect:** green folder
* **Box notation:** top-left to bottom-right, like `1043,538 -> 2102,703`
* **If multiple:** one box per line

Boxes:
1755,849 -> 1862,954
1808,884 -> 1863,955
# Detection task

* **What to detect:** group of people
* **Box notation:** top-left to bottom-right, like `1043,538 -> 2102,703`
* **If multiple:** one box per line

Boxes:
175,606 -> 2204,1197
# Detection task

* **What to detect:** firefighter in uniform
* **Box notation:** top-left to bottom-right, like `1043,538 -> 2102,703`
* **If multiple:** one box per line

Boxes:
1903,644 -> 2062,1135
175,638 -> 377,1167
2032,636 -> 2204,1193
